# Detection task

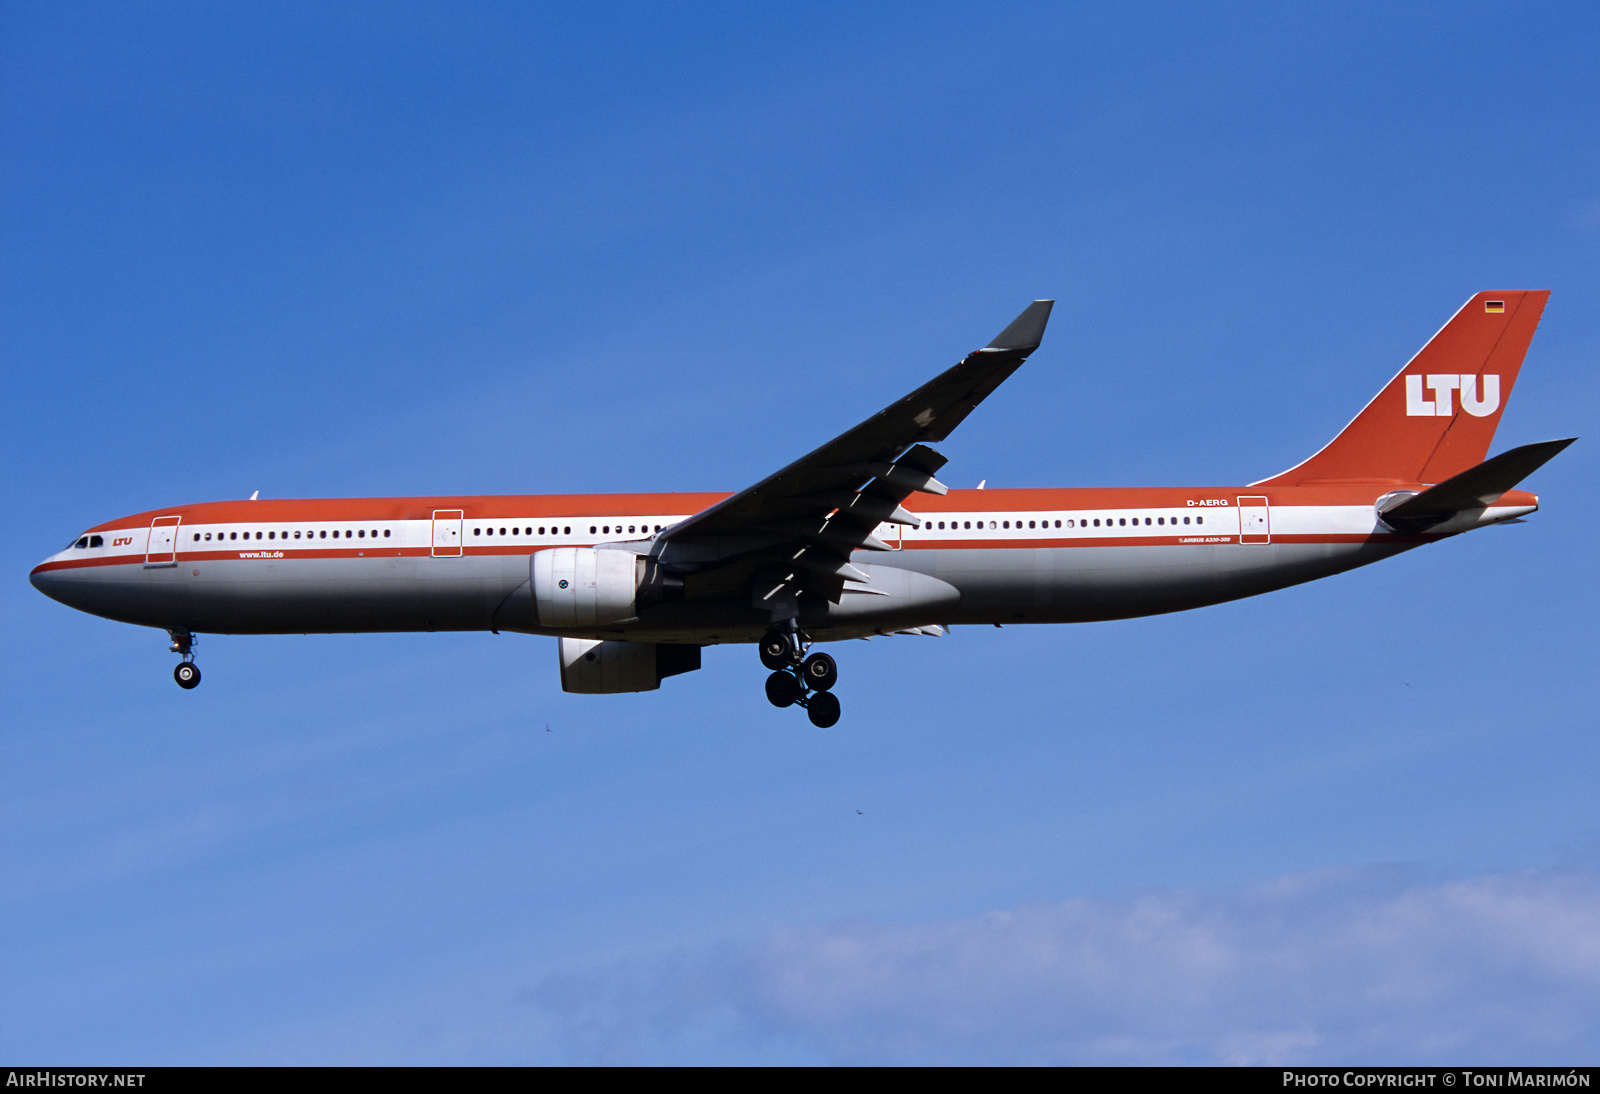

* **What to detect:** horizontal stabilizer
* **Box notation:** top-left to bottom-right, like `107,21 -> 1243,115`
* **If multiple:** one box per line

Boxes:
1380,437 -> 1576,532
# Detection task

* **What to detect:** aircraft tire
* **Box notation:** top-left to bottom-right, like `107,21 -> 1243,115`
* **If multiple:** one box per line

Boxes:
765,670 -> 802,707
806,690 -> 841,728
759,631 -> 795,670
801,652 -> 837,691
174,662 -> 201,690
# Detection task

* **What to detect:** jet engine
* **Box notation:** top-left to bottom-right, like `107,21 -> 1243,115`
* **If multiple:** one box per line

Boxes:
532,547 -> 640,627
558,638 -> 702,693
532,546 -> 684,628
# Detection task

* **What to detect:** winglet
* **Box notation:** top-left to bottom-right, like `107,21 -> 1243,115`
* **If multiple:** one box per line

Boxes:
985,300 -> 1055,352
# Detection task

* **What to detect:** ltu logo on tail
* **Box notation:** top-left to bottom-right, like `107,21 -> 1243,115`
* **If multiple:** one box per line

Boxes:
1406,374 -> 1500,417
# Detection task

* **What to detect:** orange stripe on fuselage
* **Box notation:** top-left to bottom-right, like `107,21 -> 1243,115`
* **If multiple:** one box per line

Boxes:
87,483 -> 1525,534
82,492 -> 735,533
59,486 -> 1534,565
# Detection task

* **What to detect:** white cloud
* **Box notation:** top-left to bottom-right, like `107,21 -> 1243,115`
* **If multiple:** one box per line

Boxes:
525,867 -> 1600,1064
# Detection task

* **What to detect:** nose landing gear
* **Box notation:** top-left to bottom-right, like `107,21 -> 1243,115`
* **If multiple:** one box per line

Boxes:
759,628 -> 841,727
169,629 -> 201,690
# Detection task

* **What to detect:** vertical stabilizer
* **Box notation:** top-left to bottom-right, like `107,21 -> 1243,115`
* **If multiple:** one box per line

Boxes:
1254,291 -> 1548,486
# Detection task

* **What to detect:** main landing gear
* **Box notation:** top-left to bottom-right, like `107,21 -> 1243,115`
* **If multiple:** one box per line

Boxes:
169,629 -> 201,690
760,627 -> 841,727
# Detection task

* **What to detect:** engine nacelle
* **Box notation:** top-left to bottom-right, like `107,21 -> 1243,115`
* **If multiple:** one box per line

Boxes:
558,638 -> 702,693
533,547 -> 640,628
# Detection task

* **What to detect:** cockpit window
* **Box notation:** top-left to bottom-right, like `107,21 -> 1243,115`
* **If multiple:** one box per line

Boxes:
89,535 -> 103,548
74,537 -> 88,549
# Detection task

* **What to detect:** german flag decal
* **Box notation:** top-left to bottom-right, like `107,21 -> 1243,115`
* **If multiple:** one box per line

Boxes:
1485,300 -> 1506,313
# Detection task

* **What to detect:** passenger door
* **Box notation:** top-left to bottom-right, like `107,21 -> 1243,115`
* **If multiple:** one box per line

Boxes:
1237,497 -> 1271,545
144,515 -> 181,567
431,510 -> 464,557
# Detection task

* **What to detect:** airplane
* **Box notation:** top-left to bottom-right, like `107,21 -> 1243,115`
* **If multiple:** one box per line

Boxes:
30,291 -> 1573,728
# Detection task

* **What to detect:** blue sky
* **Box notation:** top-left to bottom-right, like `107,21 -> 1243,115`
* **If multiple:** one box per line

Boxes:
4,2 -> 1599,1064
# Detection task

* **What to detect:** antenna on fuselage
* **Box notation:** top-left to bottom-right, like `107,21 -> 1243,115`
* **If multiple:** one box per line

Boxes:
248,490 -> 259,500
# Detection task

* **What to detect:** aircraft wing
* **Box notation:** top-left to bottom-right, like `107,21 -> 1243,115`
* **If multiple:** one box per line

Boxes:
653,300 -> 1053,605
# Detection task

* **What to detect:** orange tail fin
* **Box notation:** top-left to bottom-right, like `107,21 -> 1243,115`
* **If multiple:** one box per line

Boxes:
1255,290 -> 1549,487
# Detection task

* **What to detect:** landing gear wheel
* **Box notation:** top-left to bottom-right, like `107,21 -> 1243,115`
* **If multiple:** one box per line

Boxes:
174,662 -> 201,690
759,630 -> 796,670
801,652 -> 837,691
806,690 -> 841,728
765,670 -> 803,707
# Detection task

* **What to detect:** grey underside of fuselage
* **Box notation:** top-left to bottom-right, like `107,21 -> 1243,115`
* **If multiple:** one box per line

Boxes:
39,539 -> 1420,643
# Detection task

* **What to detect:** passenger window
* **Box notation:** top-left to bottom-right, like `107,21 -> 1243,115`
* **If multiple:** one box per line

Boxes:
1183,516 -> 1190,524
256,531 -> 263,539
1145,518 -> 1152,526
590,526 -> 597,535
474,528 -> 481,536
357,529 -> 365,538
319,530 -> 327,538
383,529 -> 390,537
1197,516 -> 1203,525
1002,521 -> 1009,529
193,533 -> 201,542
1055,520 -> 1062,528
564,526 -> 571,534
989,521 -> 996,530
268,532 -> 275,539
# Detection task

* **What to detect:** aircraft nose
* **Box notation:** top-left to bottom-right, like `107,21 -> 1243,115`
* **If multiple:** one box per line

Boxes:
30,562 -> 68,604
